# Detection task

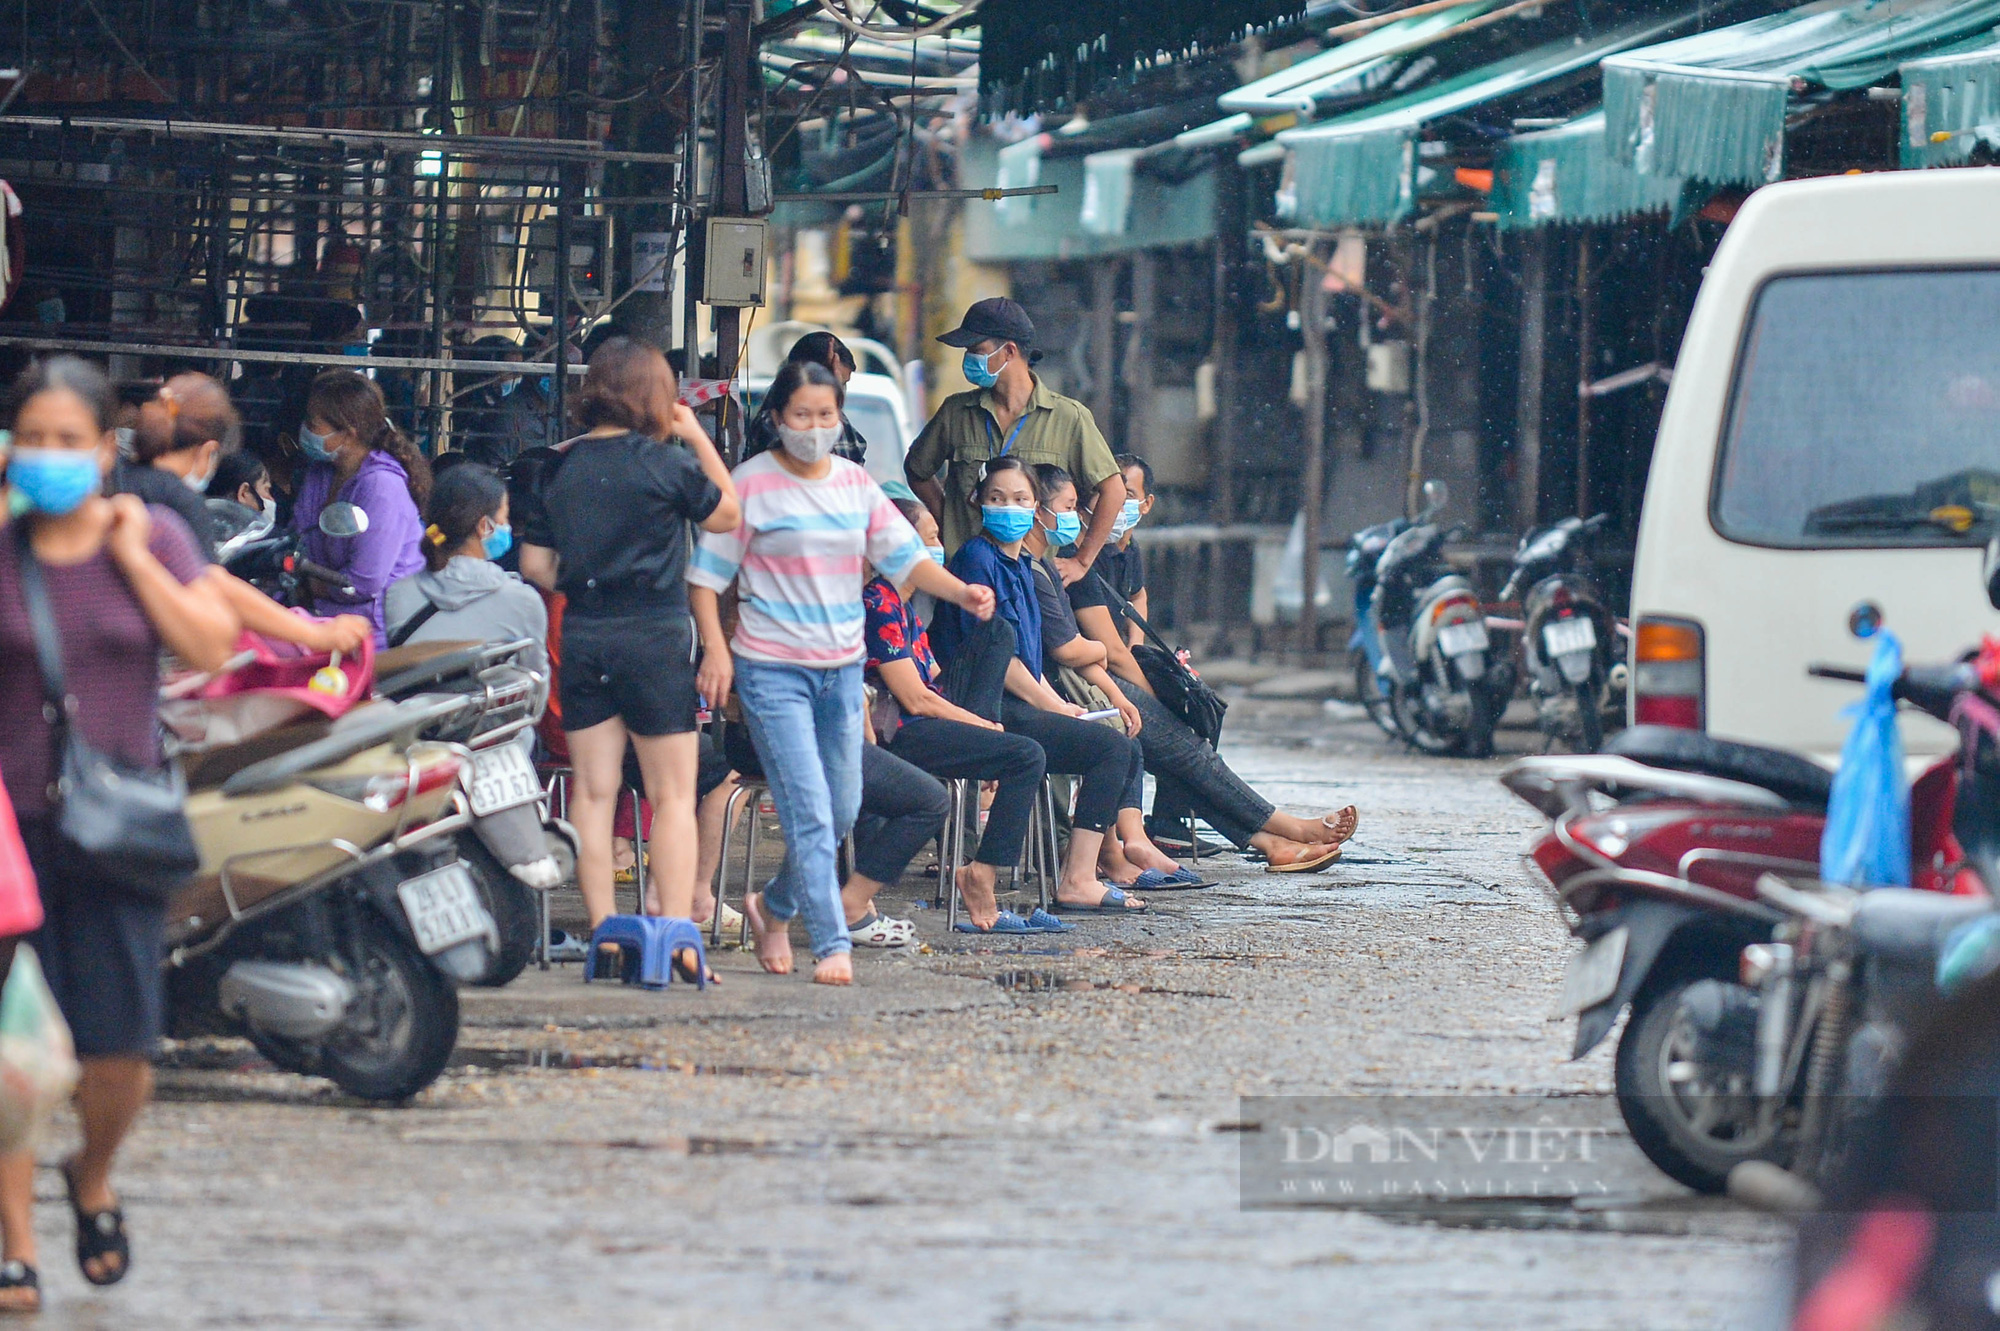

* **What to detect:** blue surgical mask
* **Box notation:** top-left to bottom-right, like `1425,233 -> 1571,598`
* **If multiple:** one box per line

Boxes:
1041,509 -> 1082,547
1110,498 -> 1143,539
297,425 -> 336,464
498,377 -> 519,398
963,349 -> 1002,389
924,545 -> 947,566
8,447 -> 101,516
981,504 -> 1035,544
482,521 -> 514,561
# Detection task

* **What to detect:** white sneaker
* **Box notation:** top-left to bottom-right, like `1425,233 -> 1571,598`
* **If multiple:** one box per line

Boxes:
849,911 -> 916,948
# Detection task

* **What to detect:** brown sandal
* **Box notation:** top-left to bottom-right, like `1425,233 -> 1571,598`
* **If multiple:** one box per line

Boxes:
1265,841 -> 1343,874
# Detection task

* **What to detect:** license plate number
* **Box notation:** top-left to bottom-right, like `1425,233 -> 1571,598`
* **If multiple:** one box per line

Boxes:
1436,620 -> 1489,657
467,745 -> 541,816
1543,617 -> 1597,658
1560,926 -> 1629,1016
396,863 -> 492,956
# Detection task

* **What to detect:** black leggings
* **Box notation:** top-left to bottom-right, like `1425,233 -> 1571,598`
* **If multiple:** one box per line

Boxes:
886,717 -> 1045,868
1000,695 -> 1141,834
1126,688 -> 1274,847
852,745 -> 949,885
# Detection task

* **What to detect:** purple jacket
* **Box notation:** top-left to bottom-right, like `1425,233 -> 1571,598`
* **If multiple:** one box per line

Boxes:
293,450 -> 426,645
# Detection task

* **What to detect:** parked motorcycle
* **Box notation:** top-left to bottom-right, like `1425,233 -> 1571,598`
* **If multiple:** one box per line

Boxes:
1369,480 -> 1506,758
222,499 -> 367,606
1346,512 -> 1411,737
167,689 -> 495,1101
1499,513 -> 1624,753
373,638 -> 574,987
1498,664 -> 1986,1191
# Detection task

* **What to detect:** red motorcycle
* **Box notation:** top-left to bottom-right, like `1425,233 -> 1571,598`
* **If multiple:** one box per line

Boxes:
1500,683 -> 1988,1193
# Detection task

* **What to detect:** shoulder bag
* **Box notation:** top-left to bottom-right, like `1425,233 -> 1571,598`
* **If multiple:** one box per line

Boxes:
13,524 -> 200,901
1082,568 -> 1228,748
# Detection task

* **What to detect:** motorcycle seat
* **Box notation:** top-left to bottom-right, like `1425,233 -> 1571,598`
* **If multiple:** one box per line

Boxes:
1603,726 -> 1834,809
1851,891 -> 1994,967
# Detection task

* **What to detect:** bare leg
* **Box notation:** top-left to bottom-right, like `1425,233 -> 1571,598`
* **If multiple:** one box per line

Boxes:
690,774 -> 739,924
629,732 -> 699,919
1114,809 -> 1184,874
1251,830 -> 1342,869
564,717 -> 631,929
69,1057 -> 152,1283
841,873 -> 884,925
0,1152 -> 36,1310
955,862 -> 1001,930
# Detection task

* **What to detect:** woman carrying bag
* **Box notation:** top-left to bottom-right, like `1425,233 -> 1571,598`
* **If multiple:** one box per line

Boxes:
0,357 -> 239,1308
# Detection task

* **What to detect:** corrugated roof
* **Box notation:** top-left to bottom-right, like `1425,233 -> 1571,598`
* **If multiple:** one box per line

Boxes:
1218,2 -> 1496,115
1898,39 -> 2000,166
1492,110 -> 1687,227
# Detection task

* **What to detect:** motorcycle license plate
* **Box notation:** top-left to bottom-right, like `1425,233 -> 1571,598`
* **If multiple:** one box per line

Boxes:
1543,617 -> 1597,658
396,863 -> 492,956
1436,620 -> 1489,658
1560,926 -> 1628,1016
467,745 -> 541,816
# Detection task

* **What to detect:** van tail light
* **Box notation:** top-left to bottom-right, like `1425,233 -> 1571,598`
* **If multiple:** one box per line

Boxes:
1633,616 -> 1705,729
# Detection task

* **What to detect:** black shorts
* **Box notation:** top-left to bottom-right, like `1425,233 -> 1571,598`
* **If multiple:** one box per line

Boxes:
15,817 -> 167,1060
560,611 -> 699,737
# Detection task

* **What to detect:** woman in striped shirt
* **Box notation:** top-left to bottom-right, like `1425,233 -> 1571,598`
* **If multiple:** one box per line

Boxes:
689,361 -> 994,985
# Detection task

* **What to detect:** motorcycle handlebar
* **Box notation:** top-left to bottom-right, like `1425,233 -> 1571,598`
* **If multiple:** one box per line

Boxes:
1807,662 -> 1977,723
294,558 -> 356,598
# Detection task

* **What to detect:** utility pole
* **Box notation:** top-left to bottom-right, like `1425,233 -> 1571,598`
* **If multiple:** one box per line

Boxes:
1574,236 -> 1594,519
1299,245 -> 1329,658
711,0 -> 753,458
1515,230 -> 1547,530
1209,161 -> 1245,524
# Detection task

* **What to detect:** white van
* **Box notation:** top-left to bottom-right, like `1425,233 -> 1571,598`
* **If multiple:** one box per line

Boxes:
1629,168 -> 2000,762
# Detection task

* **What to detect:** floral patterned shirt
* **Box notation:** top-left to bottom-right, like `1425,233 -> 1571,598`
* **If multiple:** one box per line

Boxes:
862,576 -> 941,696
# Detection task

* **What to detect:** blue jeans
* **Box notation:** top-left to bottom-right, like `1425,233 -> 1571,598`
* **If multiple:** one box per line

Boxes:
734,659 -> 864,959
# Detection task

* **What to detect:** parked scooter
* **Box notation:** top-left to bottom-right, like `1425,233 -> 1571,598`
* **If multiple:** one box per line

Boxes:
373,638 -> 574,987
1369,480 -> 1506,757
1499,513 -> 1624,753
222,500 -> 367,606
1346,512 -> 1411,737
1498,660 -> 1987,1191
166,689 -> 496,1101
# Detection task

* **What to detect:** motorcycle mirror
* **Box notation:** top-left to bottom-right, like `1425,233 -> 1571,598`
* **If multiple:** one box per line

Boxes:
1987,535 -> 2000,611
1418,479 -> 1448,520
318,501 -> 370,539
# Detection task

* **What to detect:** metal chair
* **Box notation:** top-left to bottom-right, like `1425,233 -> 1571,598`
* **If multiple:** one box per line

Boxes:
933,778 -> 977,930
711,777 -> 766,949
1022,777 -> 1063,913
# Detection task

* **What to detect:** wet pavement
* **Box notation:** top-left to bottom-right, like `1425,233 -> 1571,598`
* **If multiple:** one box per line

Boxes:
24,699 -> 1789,1328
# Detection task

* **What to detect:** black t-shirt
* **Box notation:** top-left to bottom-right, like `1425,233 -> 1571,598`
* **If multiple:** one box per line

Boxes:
1067,540 -> 1145,630
542,432 -> 722,616
1031,555 -> 1081,655
111,459 -> 217,563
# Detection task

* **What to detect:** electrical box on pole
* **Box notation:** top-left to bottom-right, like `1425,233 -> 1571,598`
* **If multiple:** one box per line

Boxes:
703,217 -> 767,307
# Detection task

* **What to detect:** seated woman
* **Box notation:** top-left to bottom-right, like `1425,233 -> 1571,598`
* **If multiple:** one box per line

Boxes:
1058,459 -> 1356,871
929,457 -> 1148,915
865,496 -> 1053,933
290,369 -> 430,645
384,461 -> 548,674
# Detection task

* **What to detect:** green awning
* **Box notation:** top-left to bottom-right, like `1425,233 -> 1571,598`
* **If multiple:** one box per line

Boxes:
1602,0 -> 2000,185
1492,111 -> 1687,228
1080,148 -> 1139,235
1899,41 -> 2000,166
963,137 -> 1217,260
1275,9 -> 1705,227
1218,2 -> 1495,116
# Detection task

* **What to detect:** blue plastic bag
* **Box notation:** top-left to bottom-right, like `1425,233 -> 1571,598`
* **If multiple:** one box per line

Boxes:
1820,631 -> 1910,887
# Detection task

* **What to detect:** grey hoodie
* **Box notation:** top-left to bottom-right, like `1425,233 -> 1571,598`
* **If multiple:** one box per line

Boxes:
384,557 -> 549,678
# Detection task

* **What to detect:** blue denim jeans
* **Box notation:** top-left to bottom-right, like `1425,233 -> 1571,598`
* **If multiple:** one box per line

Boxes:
734,659 -> 864,959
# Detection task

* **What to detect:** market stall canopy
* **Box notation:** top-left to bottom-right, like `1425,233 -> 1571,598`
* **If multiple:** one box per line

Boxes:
1602,0 -> 2000,185
965,135 -> 1217,258
1217,1 -> 1497,116
1492,110 -> 1687,227
1275,7 -> 1717,226
1897,38 -> 2000,166
978,0 -> 1306,109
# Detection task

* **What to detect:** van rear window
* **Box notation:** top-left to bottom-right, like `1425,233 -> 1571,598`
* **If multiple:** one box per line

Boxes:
1714,269 -> 2000,549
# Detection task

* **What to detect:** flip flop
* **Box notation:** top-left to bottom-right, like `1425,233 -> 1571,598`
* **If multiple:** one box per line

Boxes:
1266,843 -> 1343,874
953,909 -> 1033,934
1321,806 -> 1360,845
1053,886 -> 1148,914
1021,907 -> 1075,933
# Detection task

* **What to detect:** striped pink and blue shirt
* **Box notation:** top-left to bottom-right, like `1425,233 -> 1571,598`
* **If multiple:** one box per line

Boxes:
688,452 -> 926,667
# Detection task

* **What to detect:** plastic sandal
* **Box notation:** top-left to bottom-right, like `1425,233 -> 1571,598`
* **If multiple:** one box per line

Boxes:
1021,907 -> 1075,933
0,1259 -> 38,1314
952,909 -> 1033,934
1266,843 -> 1342,874
62,1163 -> 129,1287
849,911 -> 916,947
1053,886 -> 1148,914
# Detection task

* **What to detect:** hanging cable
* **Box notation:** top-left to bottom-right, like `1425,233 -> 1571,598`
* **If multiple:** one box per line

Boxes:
812,0 -> 988,43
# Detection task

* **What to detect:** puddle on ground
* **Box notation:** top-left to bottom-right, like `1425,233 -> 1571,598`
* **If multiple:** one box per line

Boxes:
1319,1195 -> 1765,1237
989,970 -> 1224,999
448,1049 -> 813,1077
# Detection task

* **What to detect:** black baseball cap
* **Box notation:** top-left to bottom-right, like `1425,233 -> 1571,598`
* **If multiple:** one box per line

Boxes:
938,297 -> 1035,350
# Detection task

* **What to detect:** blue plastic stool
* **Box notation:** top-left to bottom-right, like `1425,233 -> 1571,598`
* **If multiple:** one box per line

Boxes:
583,915 -> 707,990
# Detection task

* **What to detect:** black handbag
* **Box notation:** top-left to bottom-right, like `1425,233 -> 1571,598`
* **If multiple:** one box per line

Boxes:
14,524 -> 200,901
1083,569 -> 1228,748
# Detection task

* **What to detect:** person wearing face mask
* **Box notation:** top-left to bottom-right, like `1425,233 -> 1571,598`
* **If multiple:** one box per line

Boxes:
0,356 -> 240,1308
743,332 -> 869,466
290,369 -> 431,645
456,334 -> 552,472
122,374 -> 372,657
690,360 -> 997,983
905,298 -> 1127,586
384,463 -> 547,687
928,457 -> 1150,917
